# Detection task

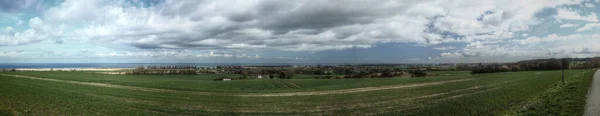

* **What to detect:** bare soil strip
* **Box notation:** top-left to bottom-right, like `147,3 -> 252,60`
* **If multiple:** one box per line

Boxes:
0,74 -> 473,97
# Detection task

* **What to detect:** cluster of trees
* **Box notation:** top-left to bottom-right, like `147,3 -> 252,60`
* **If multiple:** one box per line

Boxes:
213,76 -> 243,81
0,69 -> 17,72
471,58 -> 572,74
409,70 -> 427,77
276,71 -> 294,79
214,70 -> 294,81
126,65 -> 202,75
294,68 -> 334,75
137,65 -> 198,69
126,69 -> 197,75
470,64 -> 513,74
314,69 -> 422,79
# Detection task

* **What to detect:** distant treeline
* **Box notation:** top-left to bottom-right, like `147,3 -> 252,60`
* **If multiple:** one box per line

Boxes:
471,57 -> 600,74
214,71 -> 294,81
127,65 -> 199,75
136,65 -> 199,69
126,69 -> 197,75
314,70 -> 427,79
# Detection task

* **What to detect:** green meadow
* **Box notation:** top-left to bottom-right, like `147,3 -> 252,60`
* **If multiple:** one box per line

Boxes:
0,70 -> 594,115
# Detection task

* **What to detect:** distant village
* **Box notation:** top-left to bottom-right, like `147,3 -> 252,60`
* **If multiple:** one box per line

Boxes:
3,57 -> 600,81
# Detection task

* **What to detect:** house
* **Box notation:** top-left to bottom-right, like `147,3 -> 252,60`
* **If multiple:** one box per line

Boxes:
252,75 -> 269,79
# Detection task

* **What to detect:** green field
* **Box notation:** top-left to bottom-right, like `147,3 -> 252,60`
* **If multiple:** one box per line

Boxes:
0,70 -> 594,115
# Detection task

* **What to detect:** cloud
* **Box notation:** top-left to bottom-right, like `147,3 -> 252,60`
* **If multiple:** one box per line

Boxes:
515,34 -> 582,45
439,41 -> 510,59
559,23 -> 579,28
24,0 -> 578,52
15,20 -> 23,26
5,0 -> 598,63
555,8 -> 598,22
0,17 -> 65,46
438,33 -> 600,61
585,3 -> 595,8
576,23 -> 600,32
433,46 -> 456,51
0,0 -> 38,12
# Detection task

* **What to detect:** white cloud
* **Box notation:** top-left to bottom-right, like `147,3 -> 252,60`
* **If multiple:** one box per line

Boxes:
585,3 -> 595,7
515,34 -> 582,44
28,17 -> 44,30
19,0 -> 579,52
559,23 -> 579,28
433,46 -> 456,51
438,33 -> 600,61
576,23 -> 600,32
555,8 -> 598,22
4,0 -> 597,63
15,20 -> 23,26
0,17 -> 66,46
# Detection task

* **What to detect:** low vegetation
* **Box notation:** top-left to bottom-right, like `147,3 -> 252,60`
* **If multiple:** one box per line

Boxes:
0,69 -> 593,115
470,58 -> 596,74
505,69 -> 594,115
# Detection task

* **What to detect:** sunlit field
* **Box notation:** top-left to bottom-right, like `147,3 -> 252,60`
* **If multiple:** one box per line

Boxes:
0,70 -> 593,115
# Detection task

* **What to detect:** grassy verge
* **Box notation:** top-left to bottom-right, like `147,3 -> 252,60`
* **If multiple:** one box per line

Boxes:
504,69 -> 595,116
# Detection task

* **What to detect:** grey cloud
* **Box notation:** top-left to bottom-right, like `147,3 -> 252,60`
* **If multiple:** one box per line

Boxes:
252,0 -> 401,34
0,0 -> 37,12
574,48 -> 600,54
46,0 -> 578,53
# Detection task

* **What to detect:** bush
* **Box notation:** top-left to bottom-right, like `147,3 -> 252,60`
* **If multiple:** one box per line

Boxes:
410,70 -> 427,77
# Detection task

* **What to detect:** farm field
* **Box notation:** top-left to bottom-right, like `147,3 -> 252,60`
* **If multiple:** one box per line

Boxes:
0,70 -> 593,115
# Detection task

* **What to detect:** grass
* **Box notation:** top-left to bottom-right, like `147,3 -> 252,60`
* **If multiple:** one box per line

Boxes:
0,70 -> 593,115
1,72 -> 467,93
504,69 -> 595,116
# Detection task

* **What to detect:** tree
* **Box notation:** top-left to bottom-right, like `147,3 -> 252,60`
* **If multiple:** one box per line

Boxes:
278,72 -> 286,79
410,70 -> 427,77
241,71 -> 249,79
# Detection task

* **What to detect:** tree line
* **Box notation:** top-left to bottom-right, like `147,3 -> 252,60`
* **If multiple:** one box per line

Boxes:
470,58 -> 591,74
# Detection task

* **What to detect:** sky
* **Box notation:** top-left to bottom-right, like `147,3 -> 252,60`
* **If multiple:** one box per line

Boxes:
1,0 -> 600,63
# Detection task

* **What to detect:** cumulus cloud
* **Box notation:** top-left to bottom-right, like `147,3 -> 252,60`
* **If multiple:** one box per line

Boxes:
439,33 -> 600,61
0,0 -> 38,12
585,3 -> 595,8
24,0 -> 579,52
439,41 -> 509,59
559,23 -> 579,28
0,17 -> 65,46
3,0 -> 597,63
515,34 -> 582,44
15,20 -> 23,26
576,23 -> 600,32
555,8 -> 598,22
433,46 -> 457,51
